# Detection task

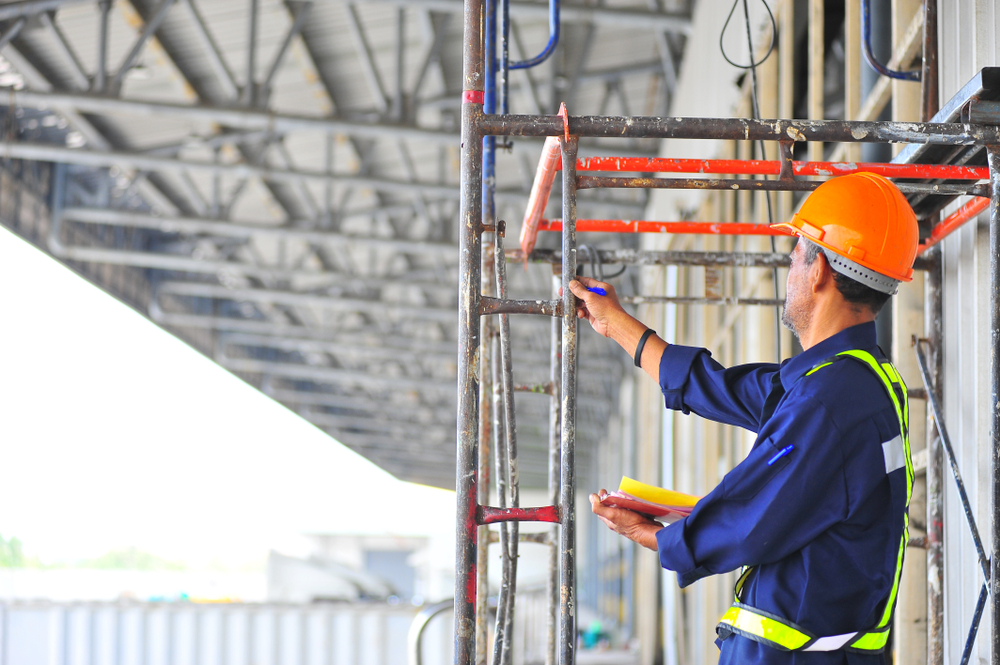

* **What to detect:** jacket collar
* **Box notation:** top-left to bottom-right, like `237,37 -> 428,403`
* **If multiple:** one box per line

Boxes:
778,321 -> 878,391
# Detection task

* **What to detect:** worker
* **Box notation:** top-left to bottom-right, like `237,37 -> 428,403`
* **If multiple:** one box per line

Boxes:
569,171 -> 918,665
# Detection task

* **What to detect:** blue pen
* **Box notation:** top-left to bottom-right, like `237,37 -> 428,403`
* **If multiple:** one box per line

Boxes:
767,445 -> 794,466
587,287 -> 608,296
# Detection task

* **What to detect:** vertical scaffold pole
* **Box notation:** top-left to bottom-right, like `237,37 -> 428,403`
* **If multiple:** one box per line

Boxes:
477,0 -> 497,660
925,243 -> 944,665
455,0 -> 484,662
559,135 -> 579,665
989,144 -> 1000,665
548,268 -> 562,665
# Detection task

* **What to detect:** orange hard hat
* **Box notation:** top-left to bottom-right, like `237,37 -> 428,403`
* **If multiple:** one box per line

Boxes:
771,172 -> 919,294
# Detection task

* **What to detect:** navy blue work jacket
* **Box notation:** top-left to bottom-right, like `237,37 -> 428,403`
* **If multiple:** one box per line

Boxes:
655,322 -> 906,665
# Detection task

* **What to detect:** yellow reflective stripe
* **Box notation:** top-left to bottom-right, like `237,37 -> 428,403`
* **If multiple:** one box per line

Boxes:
837,351 -> 903,427
734,566 -> 753,602
848,629 -> 890,651
881,361 -> 913,491
874,522 -> 909,630
833,353 -> 912,638
805,362 -> 834,376
718,606 -> 812,651
839,352 -> 913,499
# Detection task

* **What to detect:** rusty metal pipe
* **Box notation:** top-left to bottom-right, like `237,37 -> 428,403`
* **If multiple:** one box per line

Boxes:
454,0 -> 485,661
989,144 -> 1000,665
558,136 -> 579,665
480,114 -> 1000,145
515,248 -> 934,271
621,295 -> 784,306
476,228 -> 496,665
515,248 -> 791,268
494,222 -> 520,665
480,297 -> 563,316
925,245 -> 944,665
576,175 -> 987,197
547,270 -> 561,665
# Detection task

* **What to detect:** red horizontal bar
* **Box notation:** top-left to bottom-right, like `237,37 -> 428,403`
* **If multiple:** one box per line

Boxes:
478,505 -> 560,525
919,197 -> 991,254
540,219 -> 793,236
572,157 -> 989,180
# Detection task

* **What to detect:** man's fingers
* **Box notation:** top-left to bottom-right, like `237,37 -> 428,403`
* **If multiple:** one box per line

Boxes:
567,280 -> 589,298
598,515 -> 618,530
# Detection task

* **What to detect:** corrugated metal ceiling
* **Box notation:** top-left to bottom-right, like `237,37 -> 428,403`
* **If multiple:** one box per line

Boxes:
0,0 -> 692,488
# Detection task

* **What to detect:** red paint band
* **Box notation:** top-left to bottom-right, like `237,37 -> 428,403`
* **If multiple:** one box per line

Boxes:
462,90 -> 485,105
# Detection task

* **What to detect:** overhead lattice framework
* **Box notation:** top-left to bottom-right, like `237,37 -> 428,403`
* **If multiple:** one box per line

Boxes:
0,0 -> 693,488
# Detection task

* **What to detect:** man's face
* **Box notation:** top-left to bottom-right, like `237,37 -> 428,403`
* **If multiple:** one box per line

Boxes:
781,238 -> 814,338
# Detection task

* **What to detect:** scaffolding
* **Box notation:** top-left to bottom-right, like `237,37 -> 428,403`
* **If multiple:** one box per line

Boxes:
454,1 -> 1000,665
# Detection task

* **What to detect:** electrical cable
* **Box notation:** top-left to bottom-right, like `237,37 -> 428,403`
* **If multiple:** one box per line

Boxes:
722,0 -> 783,362
719,0 -> 776,70
578,244 -> 627,282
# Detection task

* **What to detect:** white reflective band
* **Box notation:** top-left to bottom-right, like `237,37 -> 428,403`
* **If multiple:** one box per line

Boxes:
803,632 -> 859,652
882,435 -> 905,474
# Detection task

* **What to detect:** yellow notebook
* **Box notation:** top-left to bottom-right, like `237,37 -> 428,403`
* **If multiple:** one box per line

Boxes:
618,476 -> 699,508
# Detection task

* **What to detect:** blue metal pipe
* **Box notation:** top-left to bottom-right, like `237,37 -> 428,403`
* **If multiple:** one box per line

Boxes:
499,0 -> 510,114
483,0 -> 497,223
861,0 -> 920,81
509,0 -> 559,70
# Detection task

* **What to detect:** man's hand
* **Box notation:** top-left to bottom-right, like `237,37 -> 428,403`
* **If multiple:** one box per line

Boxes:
567,276 -> 626,338
589,490 -> 663,552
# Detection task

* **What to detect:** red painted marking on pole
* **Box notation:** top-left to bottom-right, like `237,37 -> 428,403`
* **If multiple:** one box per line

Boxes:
478,505 -> 561,524
538,219 -> 792,236
569,157 -> 989,180
919,196 -> 991,253
462,90 -> 485,105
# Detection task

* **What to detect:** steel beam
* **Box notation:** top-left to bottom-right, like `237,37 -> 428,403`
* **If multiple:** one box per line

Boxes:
0,0 -> 89,20
38,11 -> 90,90
177,0 -> 238,99
303,409 -> 452,437
345,2 -> 389,113
159,280 -> 457,322
61,206 -> 457,255
261,1 -> 312,98
151,307 -> 453,337
4,140 -> 496,201
2,90 -> 657,161
225,332 -> 458,357
0,18 -> 26,51
219,330 -> 623,372
270,392 -> 451,416
111,0 -> 178,94
218,355 -> 455,392
272,393 -> 455,422
95,0 -> 110,91
4,87 -> 456,142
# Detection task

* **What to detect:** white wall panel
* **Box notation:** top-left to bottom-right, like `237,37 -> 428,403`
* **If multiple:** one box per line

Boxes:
937,0 -> 998,659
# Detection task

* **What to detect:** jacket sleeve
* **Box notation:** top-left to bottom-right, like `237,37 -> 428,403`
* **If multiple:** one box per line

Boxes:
655,395 -> 855,587
659,344 -> 778,432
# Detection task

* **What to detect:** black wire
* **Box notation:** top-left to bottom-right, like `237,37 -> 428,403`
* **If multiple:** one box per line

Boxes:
579,244 -> 627,281
722,0 -> 783,362
719,0 -> 777,70
603,265 -> 627,279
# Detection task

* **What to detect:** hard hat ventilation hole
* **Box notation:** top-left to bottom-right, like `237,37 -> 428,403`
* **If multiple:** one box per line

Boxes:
821,248 -> 899,296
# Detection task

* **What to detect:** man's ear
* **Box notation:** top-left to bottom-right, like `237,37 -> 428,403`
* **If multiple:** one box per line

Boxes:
810,251 -> 833,294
